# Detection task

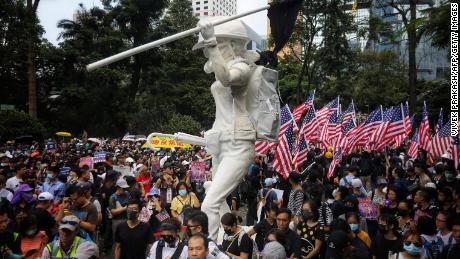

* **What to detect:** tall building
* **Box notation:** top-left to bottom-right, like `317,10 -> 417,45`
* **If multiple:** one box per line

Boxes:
192,0 -> 237,17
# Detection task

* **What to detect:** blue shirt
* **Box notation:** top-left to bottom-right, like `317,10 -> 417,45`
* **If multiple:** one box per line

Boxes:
40,180 -> 66,201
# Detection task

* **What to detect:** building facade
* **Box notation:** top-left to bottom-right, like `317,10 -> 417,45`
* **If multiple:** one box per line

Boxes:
192,0 -> 237,17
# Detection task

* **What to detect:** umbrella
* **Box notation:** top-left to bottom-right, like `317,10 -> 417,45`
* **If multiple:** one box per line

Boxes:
56,132 -> 71,137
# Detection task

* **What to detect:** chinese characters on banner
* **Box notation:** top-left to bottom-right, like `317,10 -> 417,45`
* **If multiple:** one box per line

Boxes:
190,161 -> 206,182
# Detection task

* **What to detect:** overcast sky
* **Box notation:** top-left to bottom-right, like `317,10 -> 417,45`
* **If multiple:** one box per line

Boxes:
38,0 -> 268,45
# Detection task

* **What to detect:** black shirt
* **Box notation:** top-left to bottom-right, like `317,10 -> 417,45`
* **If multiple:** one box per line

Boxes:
284,229 -> 302,259
115,221 -> 153,259
253,219 -> 276,251
222,231 -> 253,258
0,231 -> 21,256
370,233 -> 402,259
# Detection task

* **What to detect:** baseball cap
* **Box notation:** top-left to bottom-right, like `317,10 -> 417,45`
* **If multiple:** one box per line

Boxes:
116,178 -> 130,189
325,230 -> 349,258
75,181 -> 92,191
351,178 -> 362,188
264,178 -> 275,187
147,187 -> 161,197
59,215 -> 80,231
38,192 -> 54,201
377,178 -> 387,185
262,241 -> 286,259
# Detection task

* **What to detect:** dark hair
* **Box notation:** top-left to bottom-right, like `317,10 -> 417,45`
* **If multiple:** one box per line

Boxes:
289,173 -> 301,184
437,211 -> 453,230
188,211 -> 209,235
276,208 -> 292,219
15,163 -> 26,172
176,182 -> 189,193
416,188 -> 431,202
345,211 -> 361,223
264,204 -> 279,214
0,175 -> 5,185
337,186 -> 349,200
438,187 -> 453,202
379,213 -> 399,232
303,199 -> 319,221
451,217 -> 460,228
434,163 -> 445,175
48,166 -> 60,174
66,184 -> 85,197
403,229 -> 422,243
416,216 -> 437,236
267,228 -> 286,247
394,167 -> 406,179
76,168 -> 87,178
386,186 -> 400,201
188,233 -> 209,250
19,215 -> 37,235
331,218 -> 351,233
221,212 -> 237,227
127,198 -> 140,208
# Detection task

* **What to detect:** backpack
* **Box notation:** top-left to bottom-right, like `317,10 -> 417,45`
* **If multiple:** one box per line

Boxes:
357,197 -> 377,220
156,240 -> 186,259
422,236 -> 444,259
246,65 -> 280,142
237,230 -> 259,259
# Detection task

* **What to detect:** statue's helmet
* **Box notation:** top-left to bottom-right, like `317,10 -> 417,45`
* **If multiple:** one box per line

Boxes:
192,18 -> 252,51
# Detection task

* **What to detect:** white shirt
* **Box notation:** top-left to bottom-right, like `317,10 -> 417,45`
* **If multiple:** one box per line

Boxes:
147,240 -> 188,259
208,239 -> 230,259
0,188 -> 13,201
438,231 -> 456,247
6,176 -> 22,191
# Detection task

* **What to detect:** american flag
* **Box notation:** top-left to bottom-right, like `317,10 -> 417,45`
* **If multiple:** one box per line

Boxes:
348,107 -> 383,150
327,148 -> 342,178
255,141 -> 276,155
408,128 -> 419,159
292,90 -> 315,123
293,134 -> 309,170
327,110 -> 340,140
93,151 -> 106,163
402,102 -> 411,135
371,107 -> 392,151
299,105 -> 320,141
317,97 -> 340,127
435,108 -> 444,134
419,101 -> 431,151
383,105 -> 406,141
280,105 -> 299,135
273,125 -> 294,178
319,123 -> 330,149
339,101 -> 356,131
335,117 -> 356,153
447,136 -> 460,169
430,119 -> 452,158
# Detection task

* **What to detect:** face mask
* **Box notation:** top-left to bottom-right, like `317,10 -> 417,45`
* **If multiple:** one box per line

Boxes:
186,227 -> 193,237
1,163 -> 7,167
126,209 -> 138,220
25,228 -> 37,237
349,223 -> 359,232
162,235 -> 176,244
403,243 -> 422,255
444,171 -> 454,182
46,173 -> 53,181
178,189 -> 187,196
398,209 -> 410,216
302,211 -> 313,222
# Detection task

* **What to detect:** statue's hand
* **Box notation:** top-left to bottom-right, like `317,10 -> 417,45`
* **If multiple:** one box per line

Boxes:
198,21 -> 215,40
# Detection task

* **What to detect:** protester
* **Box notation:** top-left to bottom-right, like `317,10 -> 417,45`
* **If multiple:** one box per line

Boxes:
188,233 -> 209,259
147,219 -> 188,259
40,166 -> 66,202
114,199 -> 153,259
41,215 -> 99,258
221,212 -> 254,259
370,213 -> 402,259
275,208 -> 301,259
397,229 -> 424,259
170,182 -> 200,222
6,163 -> 26,192
31,192 -> 56,239
296,200 -> 324,258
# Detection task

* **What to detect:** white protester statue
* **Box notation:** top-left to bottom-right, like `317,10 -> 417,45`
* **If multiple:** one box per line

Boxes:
194,19 -> 278,240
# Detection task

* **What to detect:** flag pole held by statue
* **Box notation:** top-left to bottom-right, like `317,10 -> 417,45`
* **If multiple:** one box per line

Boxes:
86,5 -> 270,71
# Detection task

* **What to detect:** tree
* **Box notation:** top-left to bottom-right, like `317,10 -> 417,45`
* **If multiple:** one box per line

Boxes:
420,1 -> 450,49
161,114 -> 202,135
0,110 -> 46,141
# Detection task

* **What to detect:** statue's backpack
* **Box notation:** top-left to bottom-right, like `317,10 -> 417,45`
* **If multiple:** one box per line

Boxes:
246,65 -> 281,142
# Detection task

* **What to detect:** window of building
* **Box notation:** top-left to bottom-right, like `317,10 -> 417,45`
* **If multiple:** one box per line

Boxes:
204,0 -> 208,3
204,6 -> 208,9
196,1 -> 200,4
196,7 -> 200,10
204,12 -> 208,15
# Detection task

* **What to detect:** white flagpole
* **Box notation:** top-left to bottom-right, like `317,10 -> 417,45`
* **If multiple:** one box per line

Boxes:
86,5 -> 270,71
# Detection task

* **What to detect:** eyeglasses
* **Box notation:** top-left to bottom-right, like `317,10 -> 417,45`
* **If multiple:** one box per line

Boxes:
60,220 -> 79,226
404,241 -> 422,247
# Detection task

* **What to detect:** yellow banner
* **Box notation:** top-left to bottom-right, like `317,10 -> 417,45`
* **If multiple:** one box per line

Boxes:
148,136 -> 192,149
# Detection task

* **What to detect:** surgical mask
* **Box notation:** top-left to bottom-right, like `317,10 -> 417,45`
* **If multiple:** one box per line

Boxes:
126,209 -> 138,220
186,227 -> 193,237
332,189 -> 337,198
46,173 -> 53,181
162,235 -> 176,244
398,209 -> 410,216
178,189 -> 187,196
302,211 -> 313,222
349,223 -> 359,232
0,163 -> 7,167
25,228 -> 37,237
403,243 -> 422,255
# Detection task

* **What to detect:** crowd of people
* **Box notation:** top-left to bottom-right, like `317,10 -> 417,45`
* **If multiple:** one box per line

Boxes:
0,138 -> 459,259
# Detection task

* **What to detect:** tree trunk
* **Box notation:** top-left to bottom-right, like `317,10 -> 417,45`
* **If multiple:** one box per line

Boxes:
295,54 -> 308,104
27,45 -> 37,118
408,0 -> 417,113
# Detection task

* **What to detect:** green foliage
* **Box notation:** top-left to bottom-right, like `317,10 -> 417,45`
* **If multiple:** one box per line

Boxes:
0,111 -> 46,140
161,114 -> 202,135
419,1 -> 450,49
